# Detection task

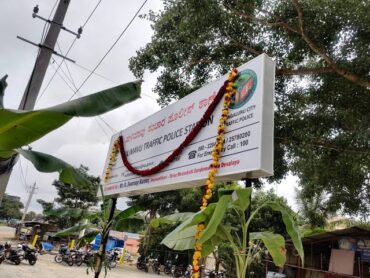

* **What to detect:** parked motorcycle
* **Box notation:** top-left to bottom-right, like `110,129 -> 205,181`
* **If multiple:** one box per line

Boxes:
105,249 -> 119,269
164,259 -> 173,275
82,250 -> 94,266
151,258 -> 161,275
1,242 -> 21,265
171,264 -> 186,278
20,244 -> 38,265
205,270 -> 225,278
136,254 -> 149,272
0,245 -> 5,264
54,245 -> 73,266
184,264 -> 193,278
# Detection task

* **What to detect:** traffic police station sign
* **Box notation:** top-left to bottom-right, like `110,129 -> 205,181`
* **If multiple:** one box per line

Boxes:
102,54 -> 275,197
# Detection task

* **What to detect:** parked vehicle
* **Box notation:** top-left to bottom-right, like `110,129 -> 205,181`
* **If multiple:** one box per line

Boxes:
1,242 -> 21,265
105,249 -> 119,268
82,250 -> 94,266
205,270 -> 225,278
151,257 -> 161,275
184,264 -> 193,278
70,250 -> 83,266
54,245 -> 73,266
20,244 -> 38,265
136,254 -> 149,272
0,246 -> 5,264
171,264 -> 186,278
164,259 -> 173,275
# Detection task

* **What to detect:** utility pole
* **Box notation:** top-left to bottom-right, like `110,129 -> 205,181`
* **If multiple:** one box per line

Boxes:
19,0 -> 71,110
21,183 -> 38,223
0,0 -> 78,206
15,183 -> 37,237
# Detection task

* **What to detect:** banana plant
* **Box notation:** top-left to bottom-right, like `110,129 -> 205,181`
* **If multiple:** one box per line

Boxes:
151,188 -> 304,278
0,74 -> 141,203
55,185 -> 144,278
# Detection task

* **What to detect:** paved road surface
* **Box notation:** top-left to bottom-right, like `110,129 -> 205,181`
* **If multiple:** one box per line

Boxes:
0,254 -> 161,278
0,225 -> 160,278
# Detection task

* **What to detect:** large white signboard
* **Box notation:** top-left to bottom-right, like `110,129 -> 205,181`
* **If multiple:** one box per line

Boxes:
102,54 -> 275,197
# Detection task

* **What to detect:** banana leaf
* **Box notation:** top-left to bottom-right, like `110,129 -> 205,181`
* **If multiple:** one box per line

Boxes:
55,223 -> 94,237
267,202 -> 304,265
0,81 -> 141,158
18,149 -> 90,187
250,232 -> 286,267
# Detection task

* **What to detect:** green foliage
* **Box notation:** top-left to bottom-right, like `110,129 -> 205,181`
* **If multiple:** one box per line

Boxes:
0,194 -> 23,219
37,165 -> 99,228
53,165 -> 99,209
24,211 -> 40,221
19,150 -> 90,188
130,0 -> 370,217
152,188 -> 303,278
0,81 -> 140,159
295,188 -> 328,228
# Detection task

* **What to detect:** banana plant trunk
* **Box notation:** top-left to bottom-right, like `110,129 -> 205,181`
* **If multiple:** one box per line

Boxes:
94,198 -> 117,278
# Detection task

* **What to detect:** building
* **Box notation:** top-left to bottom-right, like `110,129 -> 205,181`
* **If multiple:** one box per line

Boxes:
266,226 -> 370,277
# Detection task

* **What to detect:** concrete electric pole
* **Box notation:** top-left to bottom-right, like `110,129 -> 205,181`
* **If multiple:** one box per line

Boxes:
19,0 -> 71,110
21,183 -> 38,223
0,0 -> 77,205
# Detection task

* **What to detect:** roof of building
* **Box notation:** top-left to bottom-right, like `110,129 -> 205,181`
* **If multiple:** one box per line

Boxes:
301,226 -> 370,244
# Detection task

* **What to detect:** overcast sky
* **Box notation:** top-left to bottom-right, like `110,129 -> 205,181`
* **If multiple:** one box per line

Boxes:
0,0 -> 298,214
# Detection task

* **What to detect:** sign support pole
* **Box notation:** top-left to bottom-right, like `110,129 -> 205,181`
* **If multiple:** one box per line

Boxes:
244,178 -> 252,278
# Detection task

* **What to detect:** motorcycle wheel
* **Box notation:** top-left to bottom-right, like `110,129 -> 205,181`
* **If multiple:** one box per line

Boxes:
67,258 -> 74,266
28,258 -> 37,265
54,255 -> 63,263
75,257 -> 83,266
109,259 -> 117,269
14,258 -> 21,265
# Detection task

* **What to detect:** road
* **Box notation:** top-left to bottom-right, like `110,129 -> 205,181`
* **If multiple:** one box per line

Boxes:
0,225 -> 160,278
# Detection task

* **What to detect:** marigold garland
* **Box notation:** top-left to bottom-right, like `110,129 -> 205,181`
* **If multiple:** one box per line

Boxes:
103,139 -> 120,183
191,69 -> 238,278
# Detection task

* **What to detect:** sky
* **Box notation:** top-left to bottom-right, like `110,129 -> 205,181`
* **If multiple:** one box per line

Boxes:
0,0 -> 299,214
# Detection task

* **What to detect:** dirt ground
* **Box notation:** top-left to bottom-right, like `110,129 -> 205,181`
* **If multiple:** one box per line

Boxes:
0,226 -> 161,278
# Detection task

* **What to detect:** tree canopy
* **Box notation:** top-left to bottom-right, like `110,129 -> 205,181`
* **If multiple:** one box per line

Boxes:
130,0 -> 370,217
37,165 -> 99,228
53,165 -> 99,209
0,194 -> 24,219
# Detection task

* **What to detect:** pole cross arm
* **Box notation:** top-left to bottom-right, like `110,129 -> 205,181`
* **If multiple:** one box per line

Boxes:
16,36 -> 76,63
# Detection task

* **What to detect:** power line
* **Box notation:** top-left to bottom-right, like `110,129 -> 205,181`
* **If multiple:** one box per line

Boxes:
72,62 -> 157,101
68,0 -> 149,101
56,42 -> 77,88
18,159 -> 28,191
37,0 -> 104,103
49,60 -> 117,135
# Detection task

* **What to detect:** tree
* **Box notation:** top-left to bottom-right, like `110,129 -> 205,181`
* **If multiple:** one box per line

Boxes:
53,165 -> 99,209
24,211 -> 37,221
295,188 -> 329,228
129,0 -> 370,217
37,166 -> 100,229
0,194 -> 24,219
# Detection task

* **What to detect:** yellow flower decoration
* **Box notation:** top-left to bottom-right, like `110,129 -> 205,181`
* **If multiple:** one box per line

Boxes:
191,69 -> 238,277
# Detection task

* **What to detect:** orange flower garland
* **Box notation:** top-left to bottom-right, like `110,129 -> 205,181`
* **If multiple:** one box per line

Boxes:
103,139 -> 120,183
192,68 -> 238,278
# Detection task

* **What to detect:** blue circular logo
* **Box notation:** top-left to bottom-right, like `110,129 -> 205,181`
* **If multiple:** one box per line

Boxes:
230,69 -> 257,109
